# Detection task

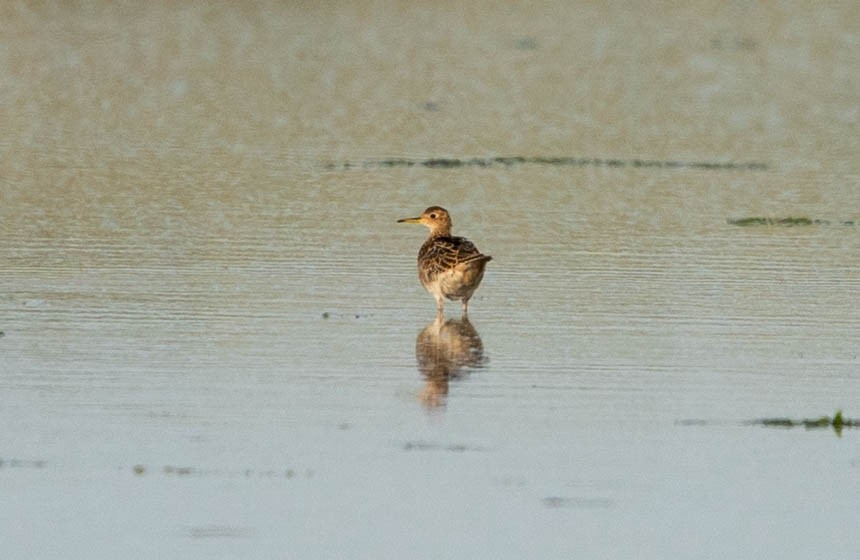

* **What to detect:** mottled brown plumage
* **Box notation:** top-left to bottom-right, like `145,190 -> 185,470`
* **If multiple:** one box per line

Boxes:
397,206 -> 492,314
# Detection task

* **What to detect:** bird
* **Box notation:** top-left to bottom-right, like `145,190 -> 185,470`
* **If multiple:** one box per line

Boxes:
397,206 -> 492,315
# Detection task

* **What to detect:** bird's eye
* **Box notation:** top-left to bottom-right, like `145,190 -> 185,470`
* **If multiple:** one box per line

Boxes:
429,213 -> 437,219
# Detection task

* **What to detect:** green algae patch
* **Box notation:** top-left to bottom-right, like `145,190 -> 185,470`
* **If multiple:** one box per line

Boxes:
727,216 -> 860,227
727,216 -> 823,227
323,156 -> 770,172
752,410 -> 857,436
681,411 -> 858,436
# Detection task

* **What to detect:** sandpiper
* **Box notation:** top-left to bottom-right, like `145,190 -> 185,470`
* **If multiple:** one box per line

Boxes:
397,206 -> 492,314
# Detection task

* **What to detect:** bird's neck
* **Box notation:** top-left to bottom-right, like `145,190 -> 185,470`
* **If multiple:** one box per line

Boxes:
428,226 -> 451,238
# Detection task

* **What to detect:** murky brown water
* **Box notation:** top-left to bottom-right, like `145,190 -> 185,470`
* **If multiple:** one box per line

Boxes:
2,2 -> 860,558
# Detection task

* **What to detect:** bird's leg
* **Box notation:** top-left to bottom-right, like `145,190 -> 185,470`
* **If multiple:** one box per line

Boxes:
435,295 -> 445,315
462,297 -> 470,316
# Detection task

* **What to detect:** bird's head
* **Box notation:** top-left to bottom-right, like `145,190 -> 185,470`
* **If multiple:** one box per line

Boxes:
397,206 -> 452,235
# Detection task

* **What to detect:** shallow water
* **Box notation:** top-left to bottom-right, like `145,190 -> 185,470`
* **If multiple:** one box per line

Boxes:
2,2 -> 860,558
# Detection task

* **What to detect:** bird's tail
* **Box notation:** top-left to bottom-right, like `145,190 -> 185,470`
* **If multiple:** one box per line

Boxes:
462,254 -> 492,265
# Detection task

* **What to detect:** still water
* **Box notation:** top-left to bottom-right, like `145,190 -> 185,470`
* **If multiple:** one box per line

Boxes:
2,2 -> 860,558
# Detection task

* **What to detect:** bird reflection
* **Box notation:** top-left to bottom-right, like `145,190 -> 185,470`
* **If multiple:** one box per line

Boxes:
415,314 -> 488,408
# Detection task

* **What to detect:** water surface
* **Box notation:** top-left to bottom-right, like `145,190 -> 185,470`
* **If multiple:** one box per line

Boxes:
2,2 -> 859,558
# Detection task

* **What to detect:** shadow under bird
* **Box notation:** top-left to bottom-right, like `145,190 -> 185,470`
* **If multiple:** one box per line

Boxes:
397,206 -> 492,314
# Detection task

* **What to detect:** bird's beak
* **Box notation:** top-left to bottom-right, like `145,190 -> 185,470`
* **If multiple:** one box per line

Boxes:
397,217 -> 423,224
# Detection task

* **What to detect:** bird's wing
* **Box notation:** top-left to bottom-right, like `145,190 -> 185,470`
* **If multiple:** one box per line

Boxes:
420,236 -> 488,277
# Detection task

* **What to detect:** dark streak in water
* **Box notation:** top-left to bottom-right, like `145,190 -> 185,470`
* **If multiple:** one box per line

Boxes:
513,36 -> 539,50
542,496 -> 615,509
189,525 -> 255,539
728,217 -> 856,227
0,457 -> 46,469
321,311 -> 374,320
401,441 -> 485,452
324,156 -> 768,172
135,464 -> 311,479
679,411 -> 857,436
711,36 -> 758,52
674,419 -> 709,426
748,410 -> 857,434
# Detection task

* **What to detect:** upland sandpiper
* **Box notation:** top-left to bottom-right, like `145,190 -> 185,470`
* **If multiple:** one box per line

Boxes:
397,206 -> 492,314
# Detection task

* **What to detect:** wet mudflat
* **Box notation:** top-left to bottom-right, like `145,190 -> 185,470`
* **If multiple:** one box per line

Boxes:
2,2 -> 860,558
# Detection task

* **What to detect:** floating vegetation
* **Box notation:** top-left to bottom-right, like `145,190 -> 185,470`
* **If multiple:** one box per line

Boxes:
321,311 -> 373,320
163,465 -> 194,476
751,410 -> 857,436
324,156 -> 768,172
728,217 -> 855,227
680,411 -> 858,436
675,410 -> 860,436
